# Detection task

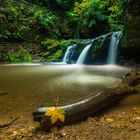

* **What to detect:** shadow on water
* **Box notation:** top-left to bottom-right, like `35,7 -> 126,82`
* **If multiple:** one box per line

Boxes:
0,63 -> 140,119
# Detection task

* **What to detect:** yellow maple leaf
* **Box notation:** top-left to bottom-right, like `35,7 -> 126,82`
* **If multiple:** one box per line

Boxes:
45,107 -> 65,124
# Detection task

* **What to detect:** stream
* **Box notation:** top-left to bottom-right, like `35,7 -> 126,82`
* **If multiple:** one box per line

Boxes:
0,63 -> 140,120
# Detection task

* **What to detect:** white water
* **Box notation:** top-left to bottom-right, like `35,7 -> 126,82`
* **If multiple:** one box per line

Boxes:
77,41 -> 93,64
107,31 -> 122,64
76,31 -> 122,65
63,45 -> 76,63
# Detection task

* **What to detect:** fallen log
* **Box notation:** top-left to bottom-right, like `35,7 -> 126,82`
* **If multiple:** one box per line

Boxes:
33,87 -> 133,131
33,66 -> 140,131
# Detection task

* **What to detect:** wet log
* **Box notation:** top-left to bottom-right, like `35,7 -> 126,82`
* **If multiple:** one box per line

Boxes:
123,70 -> 140,87
33,87 -> 133,131
33,67 -> 140,131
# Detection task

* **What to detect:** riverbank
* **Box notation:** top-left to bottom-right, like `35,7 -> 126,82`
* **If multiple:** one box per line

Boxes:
0,89 -> 140,140
0,64 -> 140,140
0,106 -> 140,140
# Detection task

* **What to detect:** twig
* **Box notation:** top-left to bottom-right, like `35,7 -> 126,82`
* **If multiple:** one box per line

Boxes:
0,91 -> 8,96
0,117 -> 19,128
55,96 -> 59,107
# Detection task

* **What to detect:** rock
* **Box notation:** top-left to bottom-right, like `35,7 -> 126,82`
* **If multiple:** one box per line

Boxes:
27,132 -> 33,137
106,118 -> 114,123
12,130 -> 18,136
131,117 -> 140,122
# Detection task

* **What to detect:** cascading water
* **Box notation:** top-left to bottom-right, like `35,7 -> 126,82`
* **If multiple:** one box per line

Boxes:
76,41 -> 93,64
76,31 -> 122,65
107,31 -> 123,64
63,45 -> 76,63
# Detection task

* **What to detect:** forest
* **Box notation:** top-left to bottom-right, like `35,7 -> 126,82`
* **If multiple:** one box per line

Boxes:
0,0 -> 140,140
0,0 -> 139,63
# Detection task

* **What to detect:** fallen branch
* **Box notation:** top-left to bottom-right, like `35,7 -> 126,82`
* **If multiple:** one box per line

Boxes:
33,69 -> 140,131
0,91 -> 8,96
33,87 -> 133,131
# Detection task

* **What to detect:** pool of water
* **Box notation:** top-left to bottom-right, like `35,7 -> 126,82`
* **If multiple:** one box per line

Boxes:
0,63 -> 140,118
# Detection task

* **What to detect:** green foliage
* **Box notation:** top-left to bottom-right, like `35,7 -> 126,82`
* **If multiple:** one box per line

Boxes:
0,0 -> 127,62
0,46 -> 9,62
0,0 -> 34,42
40,38 -> 90,61
8,47 -> 32,62
59,40 -> 77,48
41,39 -> 59,51
0,45 -> 32,62
68,0 -> 108,38
0,0 -> 126,41
0,0 -> 61,42
34,8 -> 60,38
41,39 -> 61,61
105,0 -> 125,30
47,50 -> 63,62
56,0 -> 76,9
68,0 -> 125,38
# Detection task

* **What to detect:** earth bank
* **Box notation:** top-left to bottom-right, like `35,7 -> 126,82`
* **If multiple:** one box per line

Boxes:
0,89 -> 140,140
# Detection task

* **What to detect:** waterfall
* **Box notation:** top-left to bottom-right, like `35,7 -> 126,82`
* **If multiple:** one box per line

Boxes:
67,31 -> 122,65
107,31 -> 123,64
77,41 -> 93,64
63,45 -> 76,63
